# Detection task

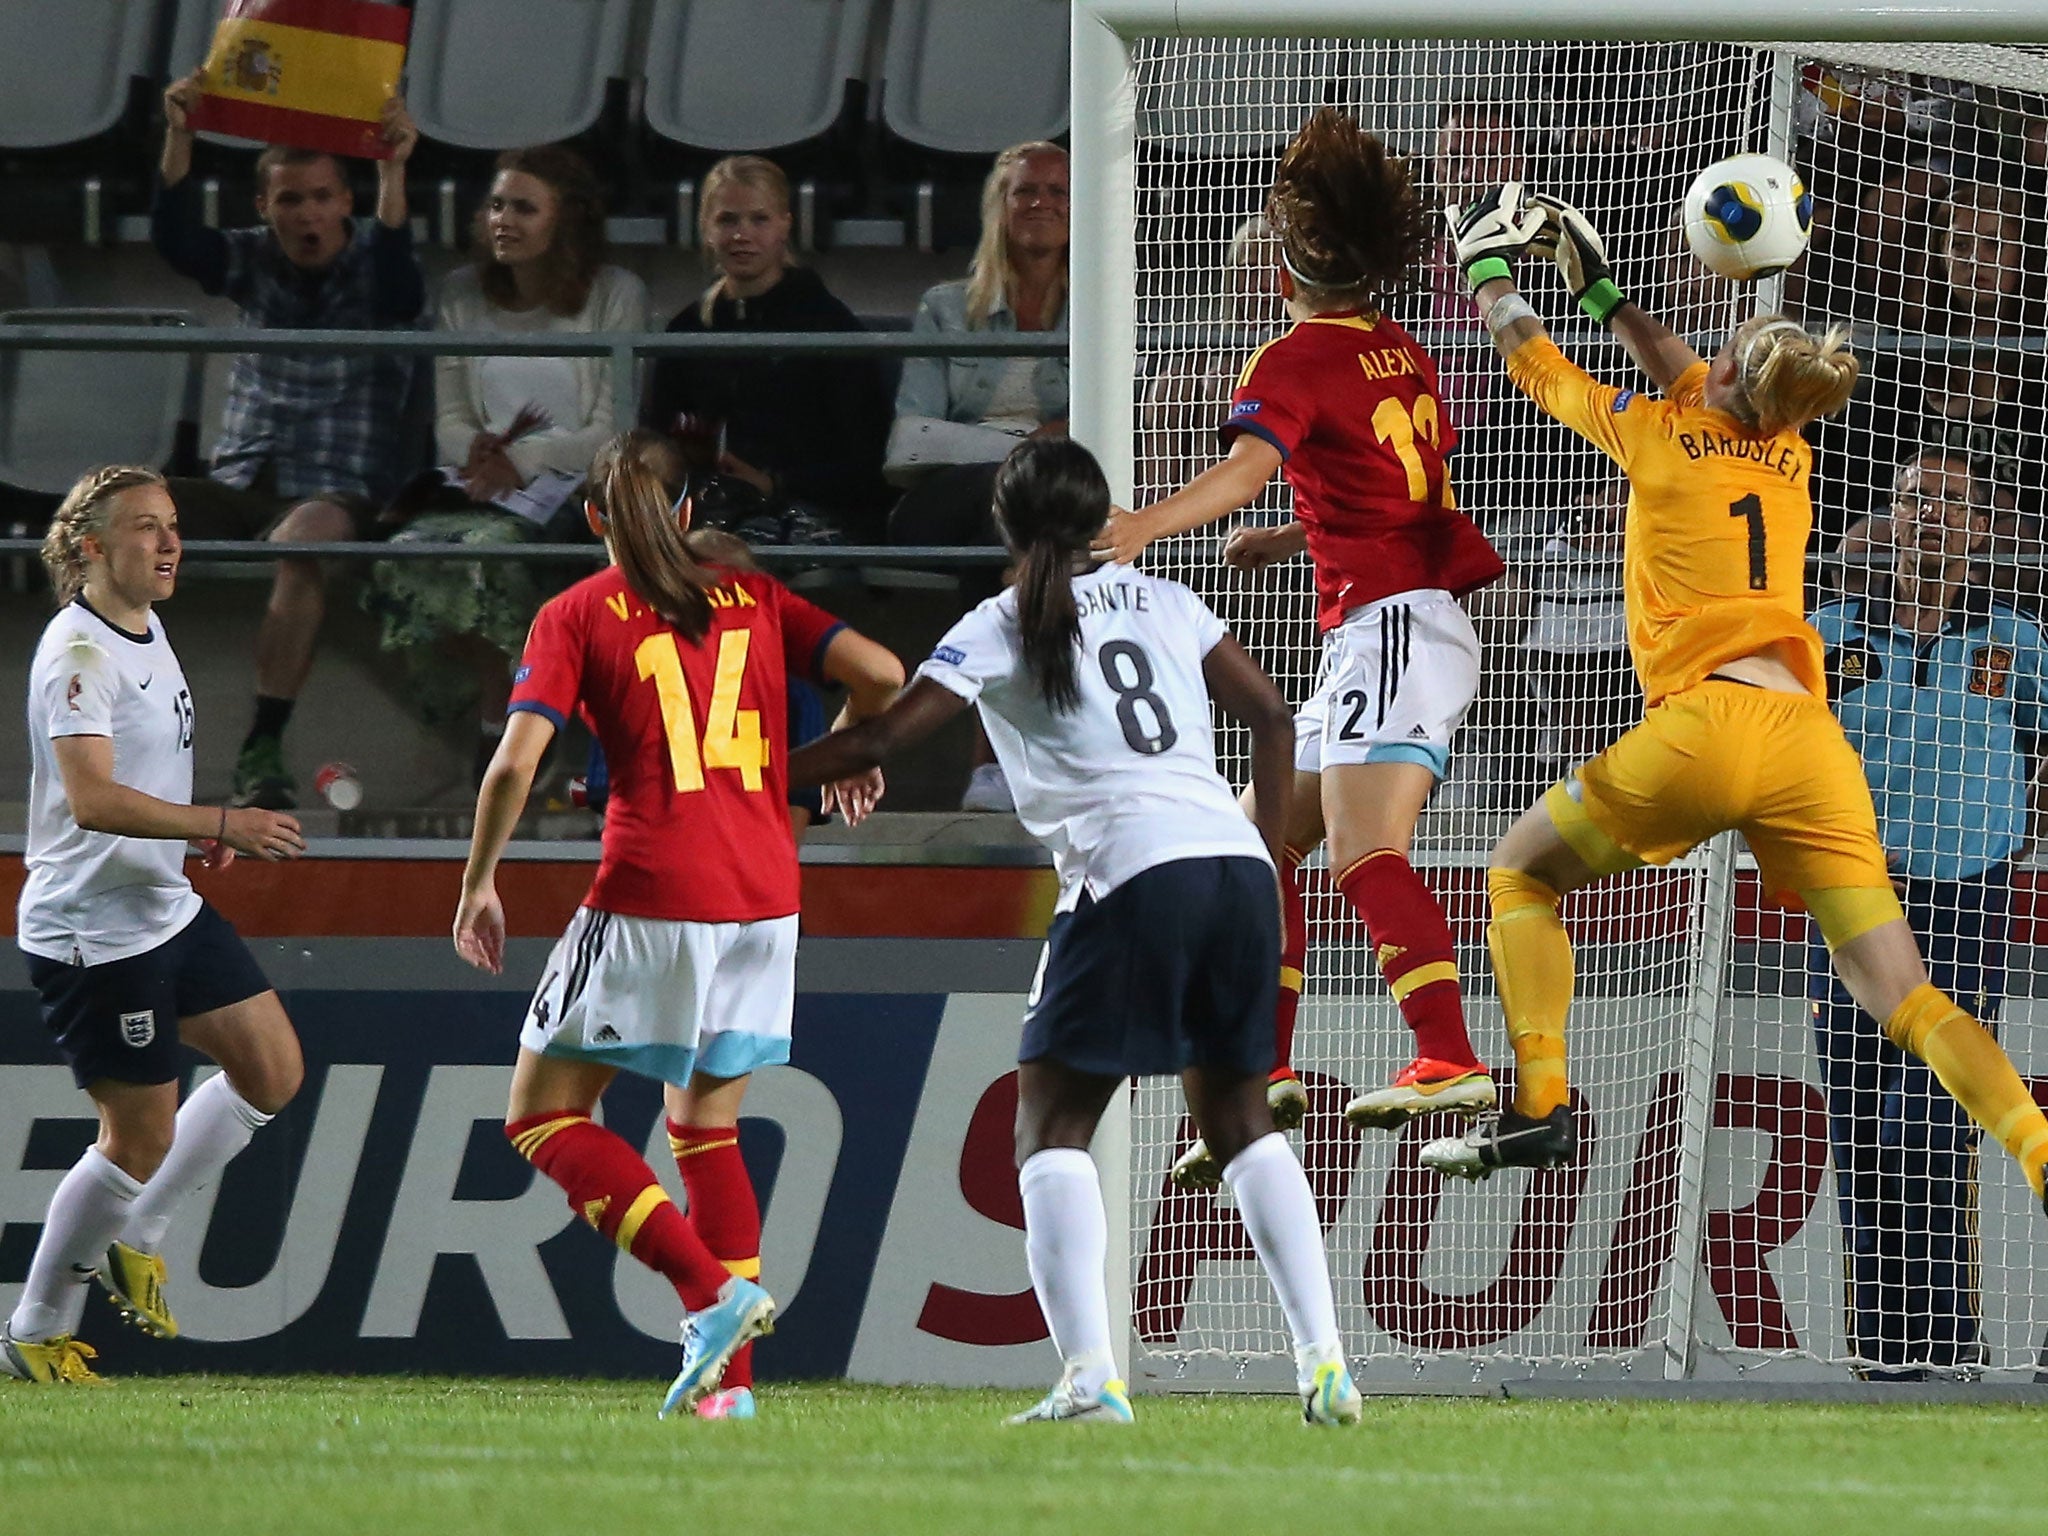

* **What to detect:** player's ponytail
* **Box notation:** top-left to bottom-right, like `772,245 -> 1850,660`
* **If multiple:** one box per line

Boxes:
588,430 -> 715,643
1268,107 -> 1429,307
991,437 -> 1111,715
1732,317 -> 1860,436
42,464 -> 165,605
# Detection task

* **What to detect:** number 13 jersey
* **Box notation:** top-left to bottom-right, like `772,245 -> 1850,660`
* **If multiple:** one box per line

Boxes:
509,564 -> 845,922
918,565 -> 1270,911
1505,336 -> 1825,707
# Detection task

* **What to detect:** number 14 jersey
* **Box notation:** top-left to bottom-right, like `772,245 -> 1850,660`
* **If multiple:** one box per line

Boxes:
510,564 -> 845,922
918,565 -> 1270,911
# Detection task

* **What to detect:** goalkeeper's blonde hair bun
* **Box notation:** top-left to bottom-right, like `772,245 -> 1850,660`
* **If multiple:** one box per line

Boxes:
1734,315 -> 1859,436
1267,108 -> 1428,303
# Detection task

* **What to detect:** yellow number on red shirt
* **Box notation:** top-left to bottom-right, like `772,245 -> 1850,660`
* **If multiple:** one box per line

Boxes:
634,629 -> 769,793
1370,390 -> 1442,502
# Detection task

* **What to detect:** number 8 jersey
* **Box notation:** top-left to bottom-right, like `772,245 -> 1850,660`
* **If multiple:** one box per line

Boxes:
509,563 -> 845,921
1504,336 -> 1826,707
918,565 -> 1271,910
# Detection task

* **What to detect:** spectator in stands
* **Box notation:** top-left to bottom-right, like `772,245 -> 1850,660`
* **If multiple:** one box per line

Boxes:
153,72 -> 424,811
886,141 -> 1069,553
887,140 -> 1069,813
1809,447 -> 2045,1379
365,145 -> 648,769
640,156 -> 889,544
1137,213 -> 1283,504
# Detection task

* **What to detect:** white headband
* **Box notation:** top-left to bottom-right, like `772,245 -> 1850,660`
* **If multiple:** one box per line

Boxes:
1739,318 -> 1806,377
1279,240 -> 1359,291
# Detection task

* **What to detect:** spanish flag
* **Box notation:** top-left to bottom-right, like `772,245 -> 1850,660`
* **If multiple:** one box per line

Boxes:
187,0 -> 411,160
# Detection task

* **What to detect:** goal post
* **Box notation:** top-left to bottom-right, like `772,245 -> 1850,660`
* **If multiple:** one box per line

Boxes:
1073,1 -> 2048,1390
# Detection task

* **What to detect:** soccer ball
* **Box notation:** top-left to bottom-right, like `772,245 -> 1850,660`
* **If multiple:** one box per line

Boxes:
1682,153 -> 1814,281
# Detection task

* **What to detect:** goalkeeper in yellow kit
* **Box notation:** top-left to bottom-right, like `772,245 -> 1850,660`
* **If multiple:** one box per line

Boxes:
1421,183 -> 2048,1218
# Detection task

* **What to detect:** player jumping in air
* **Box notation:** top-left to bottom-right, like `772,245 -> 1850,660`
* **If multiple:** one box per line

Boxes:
7,467 -> 307,1384
1422,186 -> 2048,1214
452,431 -> 903,1419
789,437 -> 1361,1427
1097,108 -> 1507,1184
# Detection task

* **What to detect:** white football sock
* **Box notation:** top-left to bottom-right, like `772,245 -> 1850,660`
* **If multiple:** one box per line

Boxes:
1018,1147 -> 1116,1396
1223,1132 -> 1343,1388
9,1146 -> 144,1341
122,1074 -> 272,1254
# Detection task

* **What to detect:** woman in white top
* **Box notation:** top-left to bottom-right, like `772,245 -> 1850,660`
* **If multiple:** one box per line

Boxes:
788,438 -> 1360,1430
6,466 -> 305,1384
369,144 -> 650,748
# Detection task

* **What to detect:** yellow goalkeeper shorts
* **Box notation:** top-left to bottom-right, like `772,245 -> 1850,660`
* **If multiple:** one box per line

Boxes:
1547,678 -> 1893,904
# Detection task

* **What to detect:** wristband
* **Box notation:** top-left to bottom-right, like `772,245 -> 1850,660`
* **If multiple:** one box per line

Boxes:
1578,278 -> 1626,327
1482,292 -> 1538,338
1463,254 -> 1512,290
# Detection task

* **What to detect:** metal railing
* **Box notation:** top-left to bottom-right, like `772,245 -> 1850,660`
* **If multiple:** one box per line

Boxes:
0,323 -> 1069,431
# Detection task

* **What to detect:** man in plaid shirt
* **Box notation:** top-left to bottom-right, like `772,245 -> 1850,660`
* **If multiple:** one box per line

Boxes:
154,71 -> 426,809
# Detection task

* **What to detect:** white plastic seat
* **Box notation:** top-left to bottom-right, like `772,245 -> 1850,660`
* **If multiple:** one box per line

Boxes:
0,311 -> 195,496
881,0 -> 1068,156
0,0 -> 159,149
643,0 -> 873,152
404,0 -> 634,151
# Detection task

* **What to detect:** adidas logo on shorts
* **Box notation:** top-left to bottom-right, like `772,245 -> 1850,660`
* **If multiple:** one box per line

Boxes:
593,1024 -> 622,1043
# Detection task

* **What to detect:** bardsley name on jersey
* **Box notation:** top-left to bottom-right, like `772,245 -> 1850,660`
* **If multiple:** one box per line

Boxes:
1674,428 -> 1804,481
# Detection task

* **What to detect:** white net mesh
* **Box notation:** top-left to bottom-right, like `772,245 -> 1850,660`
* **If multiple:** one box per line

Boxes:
1122,36 -> 2048,1384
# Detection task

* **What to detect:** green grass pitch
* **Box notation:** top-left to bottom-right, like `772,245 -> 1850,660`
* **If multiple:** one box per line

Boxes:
3,1377 -> 2038,1535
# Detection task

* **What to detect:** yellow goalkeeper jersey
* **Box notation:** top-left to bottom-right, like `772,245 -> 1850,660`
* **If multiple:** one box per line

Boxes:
1505,336 -> 1826,707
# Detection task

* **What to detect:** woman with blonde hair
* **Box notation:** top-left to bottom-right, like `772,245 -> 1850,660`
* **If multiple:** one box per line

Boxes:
8,466 -> 305,1383
886,140 -> 1070,548
888,139 -> 1071,810
640,156 -> 889,544
1421,185 -> 2048,1222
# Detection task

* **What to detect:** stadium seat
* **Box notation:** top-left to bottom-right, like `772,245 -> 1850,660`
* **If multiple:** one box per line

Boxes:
404,0 -> 634,151
880,0 -> 1069,156
643,0 -> 874,153
0,0 -> 159,150
0,310 -> 196,496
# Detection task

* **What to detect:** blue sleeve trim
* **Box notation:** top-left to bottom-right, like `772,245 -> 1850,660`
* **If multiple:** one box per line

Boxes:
808,621 -> 849,684
508,700 -> 566,729
1219,418 -> 1291,462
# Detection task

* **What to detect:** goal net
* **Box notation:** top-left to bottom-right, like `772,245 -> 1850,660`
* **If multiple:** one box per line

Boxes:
1089,19 -> 2048,1386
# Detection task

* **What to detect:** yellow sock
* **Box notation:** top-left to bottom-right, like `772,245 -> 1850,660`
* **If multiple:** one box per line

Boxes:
1885,982 -> 2048,1200
1487,868 -> 1574,1119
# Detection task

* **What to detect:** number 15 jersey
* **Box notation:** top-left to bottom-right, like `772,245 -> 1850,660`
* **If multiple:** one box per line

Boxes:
1505,336 -> 1826,707
918,565 -> 1271,910
510,564 -> 845,922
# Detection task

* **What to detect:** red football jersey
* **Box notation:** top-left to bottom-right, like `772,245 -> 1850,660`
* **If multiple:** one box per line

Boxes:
1223,310 -> 1504,629
509,564 -> 845,922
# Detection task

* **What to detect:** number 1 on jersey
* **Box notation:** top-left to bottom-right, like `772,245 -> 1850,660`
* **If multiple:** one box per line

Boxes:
1729,493 -> 1768,590
1370,391 -> 1443,502
634,629 -> 768,793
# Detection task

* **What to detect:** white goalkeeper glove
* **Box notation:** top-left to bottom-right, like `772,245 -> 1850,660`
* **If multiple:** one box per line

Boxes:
1530,193 -> 1627,326
1444,182 -> 1548,295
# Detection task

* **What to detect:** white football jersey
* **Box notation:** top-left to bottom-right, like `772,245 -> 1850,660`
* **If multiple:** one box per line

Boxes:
18,599 -> 202,966
919,563 -> 1271,908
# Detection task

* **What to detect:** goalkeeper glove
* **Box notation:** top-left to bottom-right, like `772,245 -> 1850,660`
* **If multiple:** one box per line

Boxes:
1531,194 -> 1626,326
1444,182 -> 1547,294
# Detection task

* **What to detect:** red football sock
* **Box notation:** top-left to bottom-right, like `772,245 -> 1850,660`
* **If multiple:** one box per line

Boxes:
507,1111 -> 731,1311
1335,848 -> 1482,1071
1272,846 -> 1308,1077
669,1119 -> 763,1390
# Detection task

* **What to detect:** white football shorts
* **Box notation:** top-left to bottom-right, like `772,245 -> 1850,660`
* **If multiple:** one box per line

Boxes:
519,907 -> 797,1087
1293,588 -> 1480,778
